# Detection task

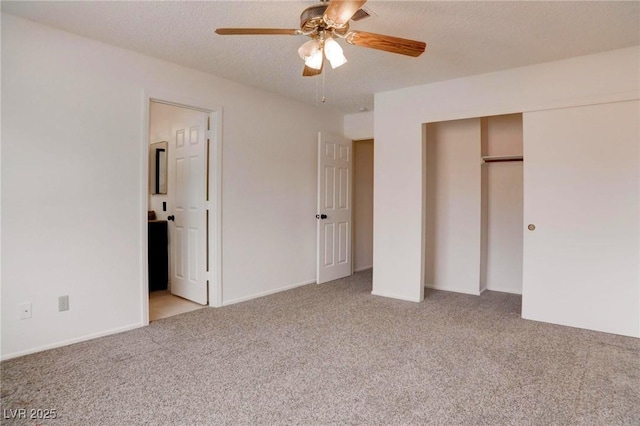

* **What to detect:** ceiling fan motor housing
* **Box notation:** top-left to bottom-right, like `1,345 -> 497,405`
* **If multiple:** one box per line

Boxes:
300,4 -> 352,36
300,4 -> 329,32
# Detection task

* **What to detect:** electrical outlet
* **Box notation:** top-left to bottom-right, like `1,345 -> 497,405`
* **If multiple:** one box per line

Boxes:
58,295 -> 70,312
19,302 -> 32,319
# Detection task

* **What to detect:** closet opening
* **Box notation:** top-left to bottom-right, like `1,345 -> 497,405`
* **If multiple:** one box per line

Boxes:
424,113 -> 523,300
480,114 -> 524,295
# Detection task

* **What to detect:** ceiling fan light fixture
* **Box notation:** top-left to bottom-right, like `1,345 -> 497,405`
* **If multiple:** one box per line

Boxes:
298,39 -> 317,60
306,50 -> 324,70
298,39 -> 323,70
324,37 -> 347,69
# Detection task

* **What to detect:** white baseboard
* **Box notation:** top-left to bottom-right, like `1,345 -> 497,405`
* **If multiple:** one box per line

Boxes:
424,284 -> 481,296
485,286 -> 522,295
1,322 -> 144,361
371,290 -> 422,303
222,279 -> 316,306
428,283 -> 523,296
354,265 -> 373,273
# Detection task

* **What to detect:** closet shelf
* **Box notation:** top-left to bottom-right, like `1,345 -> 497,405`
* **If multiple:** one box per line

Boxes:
482,155 -> 523,163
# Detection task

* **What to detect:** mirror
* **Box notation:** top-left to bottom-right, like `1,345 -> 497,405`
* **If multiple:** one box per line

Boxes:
149,141 -> 168,194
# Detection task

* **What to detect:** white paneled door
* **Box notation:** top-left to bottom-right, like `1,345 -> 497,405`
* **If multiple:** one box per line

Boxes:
317,132 -> 353,284
169,113 -> 208,305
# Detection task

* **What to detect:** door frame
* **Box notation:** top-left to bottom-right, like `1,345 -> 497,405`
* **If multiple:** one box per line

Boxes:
141,90 -> 223,325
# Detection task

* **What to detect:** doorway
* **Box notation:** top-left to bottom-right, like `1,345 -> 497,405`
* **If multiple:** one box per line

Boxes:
353,139 -> 374,273
145,97 -> 223,322
315,135 -> 374,284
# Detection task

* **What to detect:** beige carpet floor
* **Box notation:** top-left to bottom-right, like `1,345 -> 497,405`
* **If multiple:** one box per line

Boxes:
1,270 -> 639,425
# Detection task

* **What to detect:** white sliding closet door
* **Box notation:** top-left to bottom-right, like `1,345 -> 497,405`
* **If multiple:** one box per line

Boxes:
522,100 -> 639,337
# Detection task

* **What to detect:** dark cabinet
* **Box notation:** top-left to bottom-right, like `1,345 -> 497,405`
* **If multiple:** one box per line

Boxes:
148,220 -> 168,292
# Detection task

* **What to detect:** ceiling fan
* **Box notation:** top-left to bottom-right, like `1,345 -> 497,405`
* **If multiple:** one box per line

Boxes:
215,0 -> 426,77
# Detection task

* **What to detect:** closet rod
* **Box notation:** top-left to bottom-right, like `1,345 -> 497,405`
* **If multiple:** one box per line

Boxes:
482,156 -> 523,164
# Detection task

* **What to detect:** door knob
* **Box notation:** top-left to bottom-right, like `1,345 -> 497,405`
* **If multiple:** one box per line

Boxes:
167,215 -> 175,221
315,214 -> 327,220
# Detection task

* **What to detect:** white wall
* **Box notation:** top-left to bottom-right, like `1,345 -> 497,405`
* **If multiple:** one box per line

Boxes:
353,140 -> 373,272
374,46 -> 639,336
1,14 -> 342,359
424,119 -> 482,295
483,114 -> 524,157
344,111 -> 374,140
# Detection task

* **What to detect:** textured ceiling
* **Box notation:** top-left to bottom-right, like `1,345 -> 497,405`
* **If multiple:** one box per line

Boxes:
2,1 -> 639,114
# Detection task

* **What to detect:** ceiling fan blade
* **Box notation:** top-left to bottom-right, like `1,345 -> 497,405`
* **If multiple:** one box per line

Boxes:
346,31 -> 426,57
303,65 -> 322,77
215,28 -> 302,35
324,0 -> 367,28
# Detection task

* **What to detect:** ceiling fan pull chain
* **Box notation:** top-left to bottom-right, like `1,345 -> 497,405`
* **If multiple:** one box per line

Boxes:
322,68 -> 326,103
315,72 -> 319,106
